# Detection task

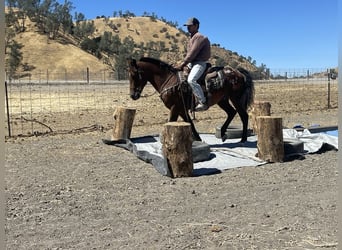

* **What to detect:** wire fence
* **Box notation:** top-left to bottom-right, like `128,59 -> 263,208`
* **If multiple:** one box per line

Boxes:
4,69 -> 338,138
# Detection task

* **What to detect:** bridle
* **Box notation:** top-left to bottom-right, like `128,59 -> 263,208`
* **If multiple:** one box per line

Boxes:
129,65 -> 145,98
131,61 -> 180,99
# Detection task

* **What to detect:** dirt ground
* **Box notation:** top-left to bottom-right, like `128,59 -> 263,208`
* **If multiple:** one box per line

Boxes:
5,81 -> 338,249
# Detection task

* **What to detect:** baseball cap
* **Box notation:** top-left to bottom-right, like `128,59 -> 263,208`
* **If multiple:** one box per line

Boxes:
184,17 -> 200,26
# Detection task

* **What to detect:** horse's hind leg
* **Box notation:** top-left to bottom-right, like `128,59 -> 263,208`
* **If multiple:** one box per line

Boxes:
237,109 -> 249,142
217,98 -> 237,142
230,99 -> 249,143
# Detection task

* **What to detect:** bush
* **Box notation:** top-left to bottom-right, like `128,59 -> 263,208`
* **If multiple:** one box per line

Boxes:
160,27 -> 167,33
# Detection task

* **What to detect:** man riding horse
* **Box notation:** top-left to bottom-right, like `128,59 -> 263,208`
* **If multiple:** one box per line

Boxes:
127,17 -> 255,142
176,17 -> 210,112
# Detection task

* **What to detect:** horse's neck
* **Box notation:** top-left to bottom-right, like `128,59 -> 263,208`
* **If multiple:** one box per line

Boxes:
142,65 -> 174,93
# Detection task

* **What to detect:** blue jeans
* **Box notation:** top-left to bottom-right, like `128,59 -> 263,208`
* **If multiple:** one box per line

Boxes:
187,61 -> 206,104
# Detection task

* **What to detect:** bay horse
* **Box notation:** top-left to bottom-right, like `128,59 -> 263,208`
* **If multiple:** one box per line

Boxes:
128,57 -> 254,142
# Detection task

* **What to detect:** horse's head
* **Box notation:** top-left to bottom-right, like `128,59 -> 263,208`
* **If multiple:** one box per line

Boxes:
127,58 -> 147,100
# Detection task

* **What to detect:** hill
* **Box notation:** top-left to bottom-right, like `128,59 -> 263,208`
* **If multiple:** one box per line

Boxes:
92,16 -> 187,53
14,18 -> 109,77
11,15 -> 259,79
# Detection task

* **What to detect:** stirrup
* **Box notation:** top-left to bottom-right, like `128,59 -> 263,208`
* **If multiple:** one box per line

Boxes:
195,103 -> 208,111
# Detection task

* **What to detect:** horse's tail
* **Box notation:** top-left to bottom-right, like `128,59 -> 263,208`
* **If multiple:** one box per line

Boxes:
237,67 -> 255,109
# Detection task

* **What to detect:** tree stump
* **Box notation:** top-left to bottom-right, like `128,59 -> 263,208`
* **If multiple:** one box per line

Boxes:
257,116 -> 284,162
250,101 -> 271,134
111,107 -> 136,141
161,122 -> 193,178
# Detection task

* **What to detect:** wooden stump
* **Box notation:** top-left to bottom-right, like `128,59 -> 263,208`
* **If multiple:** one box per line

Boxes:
250,101 -> 271,134
161,122 -> 193,178
257,116 -> 284,162
111,107 -> 136,140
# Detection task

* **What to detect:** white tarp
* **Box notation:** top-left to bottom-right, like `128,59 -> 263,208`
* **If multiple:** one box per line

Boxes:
104,129 -> 338,176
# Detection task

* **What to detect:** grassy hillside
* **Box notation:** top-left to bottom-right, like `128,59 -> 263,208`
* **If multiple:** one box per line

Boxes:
12,15 -> 258,78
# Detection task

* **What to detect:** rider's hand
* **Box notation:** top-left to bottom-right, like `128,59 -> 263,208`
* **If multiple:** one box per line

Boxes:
175,64 -> 183,71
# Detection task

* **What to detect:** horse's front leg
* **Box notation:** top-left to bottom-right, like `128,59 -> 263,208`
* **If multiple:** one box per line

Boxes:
169,105 -> 179,122
174,105 -> 202,141
186,117 -> 202,141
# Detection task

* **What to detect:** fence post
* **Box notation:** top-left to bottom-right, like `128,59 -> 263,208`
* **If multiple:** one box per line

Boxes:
5,81 -> 11,137
87,67 -> 89,84
327,69 -> 331,109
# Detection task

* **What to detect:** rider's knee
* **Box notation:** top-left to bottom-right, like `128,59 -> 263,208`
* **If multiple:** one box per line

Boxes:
187,78 -> 198,87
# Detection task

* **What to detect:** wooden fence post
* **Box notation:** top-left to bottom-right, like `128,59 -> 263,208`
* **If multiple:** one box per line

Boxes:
257,116 -> 284,162
111,107 -> 136,141
250,101 -> 271,134
161,122 -> 193,178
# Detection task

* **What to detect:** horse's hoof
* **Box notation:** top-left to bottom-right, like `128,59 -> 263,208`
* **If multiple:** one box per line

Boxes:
193,136 -> 202,142
221,134 -> 228,142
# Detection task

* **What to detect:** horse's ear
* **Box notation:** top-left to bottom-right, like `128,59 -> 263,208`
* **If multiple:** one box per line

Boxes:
127,58 -> 138,69
132,59 -> 138,68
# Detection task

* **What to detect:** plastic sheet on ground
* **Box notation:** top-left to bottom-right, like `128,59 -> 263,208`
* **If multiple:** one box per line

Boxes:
103,128 -> 338,177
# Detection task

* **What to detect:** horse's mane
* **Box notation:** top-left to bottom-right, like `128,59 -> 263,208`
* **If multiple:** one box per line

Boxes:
139,57 -> 176,72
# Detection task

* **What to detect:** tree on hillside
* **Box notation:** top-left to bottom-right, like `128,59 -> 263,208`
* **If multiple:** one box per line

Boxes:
73,13 -> 95,40
88,32 -> 121,62
80,37 -> 100,57
6,40 -> 23,79
99,31 -> 118,55
5,0 -> 27,32
5,27 -> 16,54
42,0 -> 74,39
114,36 -> 135,79
32,0 -> 52,29
58,0 -> 74,34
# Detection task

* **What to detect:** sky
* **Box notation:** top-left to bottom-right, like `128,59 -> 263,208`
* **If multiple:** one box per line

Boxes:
61,0 -> 338,71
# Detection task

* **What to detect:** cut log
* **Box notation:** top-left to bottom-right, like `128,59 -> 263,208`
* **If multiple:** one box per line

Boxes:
111,107 -> 136,140
161,122 -> 193,178
257,116 -> 284,162
250,101 -> 271,134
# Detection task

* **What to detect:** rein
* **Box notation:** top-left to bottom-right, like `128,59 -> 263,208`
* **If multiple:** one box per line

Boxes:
141,90 -> 157,98
159,72 -> 180,98
158,70 -> 190,119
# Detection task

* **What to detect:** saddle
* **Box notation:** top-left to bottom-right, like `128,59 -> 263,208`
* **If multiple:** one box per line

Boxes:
204,66 -> 225,91
178,63 -> 225,93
